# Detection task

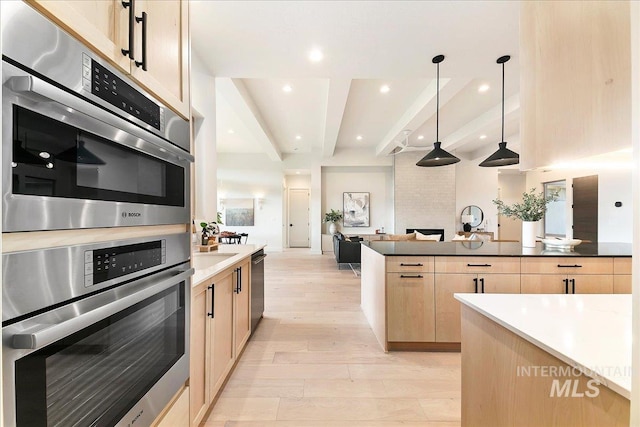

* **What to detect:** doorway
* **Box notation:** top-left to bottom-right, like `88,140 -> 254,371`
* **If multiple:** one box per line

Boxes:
288,188 -> 310,247
572,175 -> 598,242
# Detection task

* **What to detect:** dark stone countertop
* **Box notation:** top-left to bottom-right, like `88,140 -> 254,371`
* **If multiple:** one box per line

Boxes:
362,241 -> 632,257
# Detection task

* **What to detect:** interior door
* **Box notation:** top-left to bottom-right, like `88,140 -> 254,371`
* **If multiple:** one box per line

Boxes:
288,188 -> 310,248
572,175 -> 598,242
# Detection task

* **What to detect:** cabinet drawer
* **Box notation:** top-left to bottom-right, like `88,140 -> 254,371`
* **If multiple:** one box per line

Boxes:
521,257 -> 613,275
386,256 -> 433,273
434,257 -> 520,274
613,257 -> 632,275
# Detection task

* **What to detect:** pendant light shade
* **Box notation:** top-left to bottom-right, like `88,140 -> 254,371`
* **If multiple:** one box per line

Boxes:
416,55 -> 460,167
479,55 -> 519,167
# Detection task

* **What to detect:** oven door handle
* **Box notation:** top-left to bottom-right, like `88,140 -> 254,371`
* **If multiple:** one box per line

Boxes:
11,267 -> 194,350
4,75 -> 194,163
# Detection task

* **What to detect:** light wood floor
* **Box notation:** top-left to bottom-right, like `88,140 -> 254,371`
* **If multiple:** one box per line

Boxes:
201,250 -> 461,426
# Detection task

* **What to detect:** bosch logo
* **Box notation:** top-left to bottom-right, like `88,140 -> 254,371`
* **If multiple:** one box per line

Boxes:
121,212 -> 142,218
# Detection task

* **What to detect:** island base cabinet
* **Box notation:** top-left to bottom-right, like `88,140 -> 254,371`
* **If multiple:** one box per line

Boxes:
435,273 -> 520,343
461,305 -> 630,426
614,275 -> 632,294
387,273 -> 435,342
521,274 -> 614,294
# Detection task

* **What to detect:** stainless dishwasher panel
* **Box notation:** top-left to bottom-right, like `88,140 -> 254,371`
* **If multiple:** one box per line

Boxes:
251,250 -> 266,333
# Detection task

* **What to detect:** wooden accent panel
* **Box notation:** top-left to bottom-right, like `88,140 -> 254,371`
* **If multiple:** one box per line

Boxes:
153,385 -> 189,427
386,273 -> 435,342
435,256 -> 520,274
521,257 -> 613,275
573,175 -> 598,243
521,274 -> 568,294
614,276 -> 632,294
480,274 -> 521,294
190,281 -> 209,426
2,224 -> 188,252
613,258 -> 632,275
386,256 -> 433,273
461,305 -> 630,426
361,245 -> 388,351
434,273 -> 475,342
520,1 -> 631,170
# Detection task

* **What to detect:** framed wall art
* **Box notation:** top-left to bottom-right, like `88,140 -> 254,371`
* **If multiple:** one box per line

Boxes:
224,198 -> 255,226
343,192 -> 370,227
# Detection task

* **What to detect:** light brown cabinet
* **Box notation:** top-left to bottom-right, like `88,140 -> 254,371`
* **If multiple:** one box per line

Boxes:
153,386 -> 190,427
387,272 -> 435,342
613,258 -> 632,294
27,0 -> 189,118
521,257 -> 614,294
520,1 -> 631,169
189,258 -> 251,426
434,257 -> 520,342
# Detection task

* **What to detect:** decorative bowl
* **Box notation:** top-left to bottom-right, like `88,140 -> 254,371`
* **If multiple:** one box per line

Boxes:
541,238 -> 582,250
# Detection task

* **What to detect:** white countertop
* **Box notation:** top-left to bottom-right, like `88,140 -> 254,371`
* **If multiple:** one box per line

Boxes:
455,293 -> 632,399
191,244 -> 266,286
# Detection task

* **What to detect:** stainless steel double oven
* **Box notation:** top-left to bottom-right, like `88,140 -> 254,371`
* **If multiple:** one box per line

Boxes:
2,2 -> 194,426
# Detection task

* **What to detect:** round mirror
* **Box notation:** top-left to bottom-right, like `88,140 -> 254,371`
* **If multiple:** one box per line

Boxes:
460,205 -> 483,230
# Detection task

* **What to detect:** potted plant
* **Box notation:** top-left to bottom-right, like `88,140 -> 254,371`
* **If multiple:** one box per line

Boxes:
493,188 -> 559,247
323,209 -> 343,234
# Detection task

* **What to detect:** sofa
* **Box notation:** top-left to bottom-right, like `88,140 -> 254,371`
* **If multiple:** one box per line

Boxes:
380,228 -> 445,241
333,233 -> 363,264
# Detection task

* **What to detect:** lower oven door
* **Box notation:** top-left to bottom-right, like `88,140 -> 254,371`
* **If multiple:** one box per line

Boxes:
2,265 -> 193,427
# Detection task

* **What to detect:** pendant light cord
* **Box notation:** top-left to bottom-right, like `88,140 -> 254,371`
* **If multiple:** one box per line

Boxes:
501,60 -> 505,143
436,61 -> 439,143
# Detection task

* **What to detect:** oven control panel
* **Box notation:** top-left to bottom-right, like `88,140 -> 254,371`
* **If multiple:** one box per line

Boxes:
84,240 -> 166,287
82,54 -> 164,131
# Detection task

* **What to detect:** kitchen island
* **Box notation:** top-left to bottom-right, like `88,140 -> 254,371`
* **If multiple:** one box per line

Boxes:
360,241 -> 632,351
455,293 -> 630,426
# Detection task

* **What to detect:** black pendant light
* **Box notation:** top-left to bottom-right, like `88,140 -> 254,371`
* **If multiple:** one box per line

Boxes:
416,55 -> 460,167
479,55 -> 519,167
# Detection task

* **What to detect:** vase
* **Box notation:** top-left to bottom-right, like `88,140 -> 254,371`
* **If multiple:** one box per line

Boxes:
521,221 -> 537,248
329,222 -> 337,234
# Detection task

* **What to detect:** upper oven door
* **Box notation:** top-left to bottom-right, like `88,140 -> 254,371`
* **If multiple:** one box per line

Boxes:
2,60 -> 193,232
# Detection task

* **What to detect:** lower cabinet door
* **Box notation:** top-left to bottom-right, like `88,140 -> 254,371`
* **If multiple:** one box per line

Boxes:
435,274 -> 475,342
614,275 -> 632,294
387,273 -> 435,342
480,274 -> 521,294
234,260 -> 251,355
209,271 -> 235,399
189,284 -> 209,425
572,274 -> 614,294
521,274 -> 567,294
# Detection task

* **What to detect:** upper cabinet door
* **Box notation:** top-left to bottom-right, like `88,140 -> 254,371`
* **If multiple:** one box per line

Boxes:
131,0 -> 190,119
27,0 -> 131,73
520,1 -> 631,169
26,0 -> 190,119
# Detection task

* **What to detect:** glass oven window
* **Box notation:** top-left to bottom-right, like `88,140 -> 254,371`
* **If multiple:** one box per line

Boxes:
12,105 -> 184,206
15,283 -> 185,426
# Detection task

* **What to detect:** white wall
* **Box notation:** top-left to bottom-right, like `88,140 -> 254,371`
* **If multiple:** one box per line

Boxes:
191,52 -> 217,221
321,166 -> 393,235
526,166 -> 633,242
454,157 -> 500,235
217,153 -> 285,251
497,172 -> 527,240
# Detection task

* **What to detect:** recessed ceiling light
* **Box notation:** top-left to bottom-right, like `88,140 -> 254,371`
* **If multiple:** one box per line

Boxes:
356,135 -> 363,140
295,135 -> 301,140
39,151 -> 51,159
417,135 -> 424,140
308,48 -> 323,62
478,84 -> 490,93
296,171 -> 300,175
479,134 -> 487,140
380,85 -> 390,93
11,162 -> 17,168
282,84 -> 292,93
228,129 -> 234,134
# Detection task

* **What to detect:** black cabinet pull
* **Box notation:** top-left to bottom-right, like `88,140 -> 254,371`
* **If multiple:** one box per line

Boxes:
571,278 -> 576,294
563,278 -> 569,294
134,11 -> 147,70
480,277 -> 485,293
467,263 -> 491,267
473,277 -> 478,293
239,266 -> 242,293
121,0 -> 135,58
234,267 -> 240,293
400,263 -> 423,267
207,284 -> 214,318
400,274 -> 423,279
557,264 -> 582,268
